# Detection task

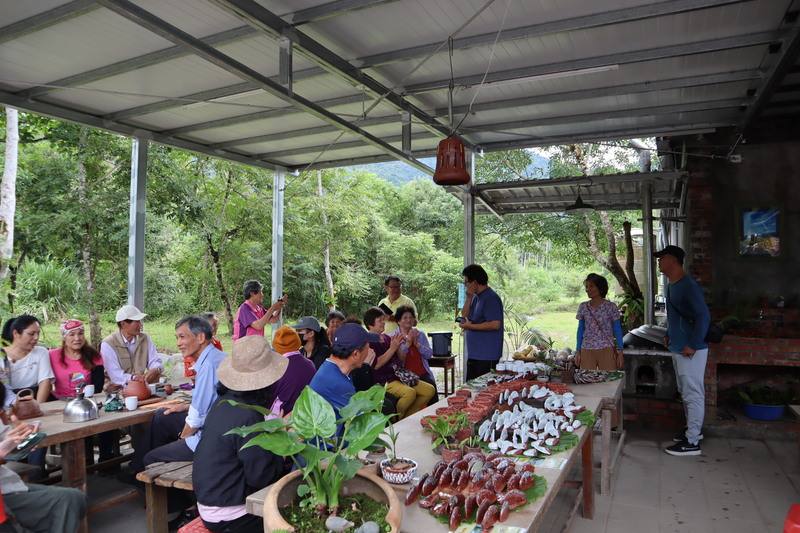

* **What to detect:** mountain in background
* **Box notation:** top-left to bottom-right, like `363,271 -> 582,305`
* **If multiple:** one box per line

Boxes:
350,152 -> 550,186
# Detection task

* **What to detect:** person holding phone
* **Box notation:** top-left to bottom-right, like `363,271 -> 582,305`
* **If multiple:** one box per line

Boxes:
0,385 -> 87,532
378,276 -> 417,334
459,264 -> 504,381
232,280 -> 286,340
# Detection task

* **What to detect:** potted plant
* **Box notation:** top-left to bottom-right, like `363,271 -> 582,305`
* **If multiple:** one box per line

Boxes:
227,385 -> 402,532
378,424 -> 417,485
738,385 -> 788,421
425,414 -> 463,461
461,434 -> 483,455
451,412 -> 472,442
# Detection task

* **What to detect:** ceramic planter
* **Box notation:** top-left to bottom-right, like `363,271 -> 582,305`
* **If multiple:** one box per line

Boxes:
263,469 -> 402,533
379,457 -> 418,484
440,447 -> 463,463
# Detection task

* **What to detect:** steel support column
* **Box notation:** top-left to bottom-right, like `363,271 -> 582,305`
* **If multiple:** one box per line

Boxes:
128,138 -> 148,310
279,36 -> 293,95
462,151 -> 476,382
271,167 -> 286,337
642,183 -> 655,325
401,111 -> 412,155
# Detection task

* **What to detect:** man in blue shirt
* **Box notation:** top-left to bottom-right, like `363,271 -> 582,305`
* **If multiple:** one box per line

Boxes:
656,246 -> 710,457
310,323 -> 378,418
459,264 -> 505,381
137,316 -> 227,470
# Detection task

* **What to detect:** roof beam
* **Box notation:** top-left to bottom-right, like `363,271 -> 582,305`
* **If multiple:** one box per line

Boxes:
69,0 -> 757,124
405,30 -> 783,94
740,4 -> 800,128
488,192 -> 679,205
290,123 -> 727,171
361,0 -> 754,69
207,0 -> 468,147
262,101 -> 740,160
0,89 -> 282,170
98,0 -> 434,175
495,200 -> 679,214
171,69 -> 757,147
16,0 -> 391,100
289,0 -> 398,25
0,0 -> 99,45
476,171 -> 688,192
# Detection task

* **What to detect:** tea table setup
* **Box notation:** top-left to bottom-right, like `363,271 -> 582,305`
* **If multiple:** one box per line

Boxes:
29,388 -> 190,533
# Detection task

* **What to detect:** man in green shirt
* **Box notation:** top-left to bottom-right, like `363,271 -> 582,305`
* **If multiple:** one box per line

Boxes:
378,276 -> 417,334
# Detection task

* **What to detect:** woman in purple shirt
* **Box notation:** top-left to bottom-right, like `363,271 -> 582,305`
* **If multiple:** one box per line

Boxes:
232,280 -> 286,340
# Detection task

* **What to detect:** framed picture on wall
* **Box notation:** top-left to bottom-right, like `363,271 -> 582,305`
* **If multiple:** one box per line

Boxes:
740,208 -> 779,257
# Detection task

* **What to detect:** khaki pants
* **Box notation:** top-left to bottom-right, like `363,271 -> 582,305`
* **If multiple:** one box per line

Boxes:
578,347 -> 617,370
385,380 -> 436,419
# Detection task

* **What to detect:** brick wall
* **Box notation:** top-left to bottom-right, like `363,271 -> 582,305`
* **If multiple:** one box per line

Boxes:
622,397 -> 684,430
686,171 -> 714,298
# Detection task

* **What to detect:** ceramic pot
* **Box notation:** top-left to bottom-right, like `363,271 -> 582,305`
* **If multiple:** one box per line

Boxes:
379,457 -> 418,484
440,447 -> 463,463
455,427 -> 472,442
12,389 -> 43,420
123,377 -> 152,401
263,469 -> 402,533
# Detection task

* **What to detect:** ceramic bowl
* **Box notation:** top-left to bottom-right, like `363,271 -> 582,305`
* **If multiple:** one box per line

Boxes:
379,458 -> 418,485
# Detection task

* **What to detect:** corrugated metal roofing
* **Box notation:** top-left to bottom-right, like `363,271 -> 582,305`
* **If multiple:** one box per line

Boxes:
1,0 -> 798,187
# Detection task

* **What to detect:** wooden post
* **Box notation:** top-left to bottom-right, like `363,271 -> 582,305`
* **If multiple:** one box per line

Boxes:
145,484 -> 169,533
61,440 -> 88,533
601,407 -> 612,494
581,430 -> 594,519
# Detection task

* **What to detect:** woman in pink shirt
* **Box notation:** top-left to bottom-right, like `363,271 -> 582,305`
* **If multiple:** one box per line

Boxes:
232,280 -> 286,340
48,319 -> 104,400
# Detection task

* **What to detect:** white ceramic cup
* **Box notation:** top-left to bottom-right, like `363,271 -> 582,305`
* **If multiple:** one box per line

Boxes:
82,384 -> 95,398
124,396 -> 139,411
148,384 -> 157,395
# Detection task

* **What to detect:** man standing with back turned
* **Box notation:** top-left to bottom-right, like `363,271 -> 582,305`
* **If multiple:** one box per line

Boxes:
656,245 -> 710,457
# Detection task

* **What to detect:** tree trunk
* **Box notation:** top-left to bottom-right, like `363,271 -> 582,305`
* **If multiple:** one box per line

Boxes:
206,233 -> 234,335
623,221 -> 642,298
75,128 -> 102,346
0,107 -> 19,280
317,171 -> 335,310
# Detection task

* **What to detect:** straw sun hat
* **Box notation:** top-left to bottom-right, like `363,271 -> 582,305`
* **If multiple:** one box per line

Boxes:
217,335 -> 289,391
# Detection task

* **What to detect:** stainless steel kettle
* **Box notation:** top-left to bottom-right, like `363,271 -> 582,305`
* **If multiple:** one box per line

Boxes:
63,388 -> 99,423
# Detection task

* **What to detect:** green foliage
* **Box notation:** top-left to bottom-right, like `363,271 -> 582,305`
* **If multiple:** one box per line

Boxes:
737,386 -> 790,406
424,412 -> 468,450
227,385 -> 391,514
14,259 -> 81,320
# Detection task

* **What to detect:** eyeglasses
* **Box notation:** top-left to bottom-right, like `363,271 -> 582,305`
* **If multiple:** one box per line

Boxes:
387,285 -> 401,289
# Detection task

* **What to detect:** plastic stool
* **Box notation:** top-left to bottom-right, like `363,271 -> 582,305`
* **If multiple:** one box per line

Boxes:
178,516 -> 211,533
785,503 -> 800,533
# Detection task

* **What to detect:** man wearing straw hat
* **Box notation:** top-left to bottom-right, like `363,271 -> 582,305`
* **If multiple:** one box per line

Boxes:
193,336 -> 290,531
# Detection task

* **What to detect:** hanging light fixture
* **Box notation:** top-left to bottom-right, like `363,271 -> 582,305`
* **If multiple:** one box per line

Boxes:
565,190 -> 595,214
433,37 -> 470,186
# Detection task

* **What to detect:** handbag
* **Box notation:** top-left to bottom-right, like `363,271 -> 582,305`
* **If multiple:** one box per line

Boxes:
393,365 -> 419,387
584,304 -> 624,370
667,286 -> 724,343
405,344 -> 427,377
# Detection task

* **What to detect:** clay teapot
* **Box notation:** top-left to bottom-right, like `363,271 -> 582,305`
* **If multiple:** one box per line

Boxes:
123,376 -> 151,401
12,388 -> 43,420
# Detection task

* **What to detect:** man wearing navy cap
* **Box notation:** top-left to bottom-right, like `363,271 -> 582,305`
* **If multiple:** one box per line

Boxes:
309,323 -> 379,418
655,245 -> 710,457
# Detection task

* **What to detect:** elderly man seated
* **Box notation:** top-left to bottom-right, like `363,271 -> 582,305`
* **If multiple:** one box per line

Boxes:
134,316 -> 226,473
100,304 -> 163,387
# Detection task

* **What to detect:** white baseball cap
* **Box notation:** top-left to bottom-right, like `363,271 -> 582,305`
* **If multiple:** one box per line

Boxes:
115,304 -> 147,322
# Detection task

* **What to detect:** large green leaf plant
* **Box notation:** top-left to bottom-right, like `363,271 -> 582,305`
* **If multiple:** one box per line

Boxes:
226,385 -> 391,515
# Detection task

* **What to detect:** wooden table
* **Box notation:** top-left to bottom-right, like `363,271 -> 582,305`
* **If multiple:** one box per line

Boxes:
34,395 -> 178,532
247,392 -> 604,532
572,379 -> 626,494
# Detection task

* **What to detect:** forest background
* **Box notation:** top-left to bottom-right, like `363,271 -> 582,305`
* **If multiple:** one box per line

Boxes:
0,109 -> 651,354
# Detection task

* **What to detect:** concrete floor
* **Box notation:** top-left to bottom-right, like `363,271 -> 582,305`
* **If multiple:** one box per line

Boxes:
88,429 -> 799,532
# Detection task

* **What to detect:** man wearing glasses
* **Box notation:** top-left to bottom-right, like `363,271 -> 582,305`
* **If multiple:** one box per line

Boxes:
378,276 -> 418,334
459,264 -> 504,381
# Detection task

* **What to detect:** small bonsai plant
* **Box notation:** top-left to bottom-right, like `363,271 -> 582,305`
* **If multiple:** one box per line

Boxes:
426,413 -> 468,461
378,424 -> 417,484
227,384 -> 391,516
460,434 -> 483,454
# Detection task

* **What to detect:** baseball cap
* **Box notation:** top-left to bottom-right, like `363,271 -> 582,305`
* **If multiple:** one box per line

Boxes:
654,245 -> 685,264
332,323 -> 380,353
115,304 -> 147,322
291,316 -> 321,333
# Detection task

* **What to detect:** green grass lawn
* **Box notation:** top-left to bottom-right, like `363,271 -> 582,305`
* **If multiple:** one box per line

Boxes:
528,311 -> 578,349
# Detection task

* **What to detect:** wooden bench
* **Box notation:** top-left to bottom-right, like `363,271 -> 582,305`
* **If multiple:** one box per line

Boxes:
136,461 -> 193,533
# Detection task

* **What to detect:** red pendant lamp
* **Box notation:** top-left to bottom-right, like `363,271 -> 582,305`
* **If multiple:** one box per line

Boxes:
433,136 -> 470,185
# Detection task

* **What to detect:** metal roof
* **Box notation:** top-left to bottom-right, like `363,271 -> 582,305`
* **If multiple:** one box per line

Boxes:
1,0 -> 799,181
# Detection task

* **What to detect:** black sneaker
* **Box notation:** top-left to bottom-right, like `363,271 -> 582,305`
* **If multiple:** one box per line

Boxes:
665,440 -> 701,456
672,428 -> 704,442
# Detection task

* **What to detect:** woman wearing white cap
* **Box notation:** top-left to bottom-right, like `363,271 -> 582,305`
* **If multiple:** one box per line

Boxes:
193,336 -> 290,532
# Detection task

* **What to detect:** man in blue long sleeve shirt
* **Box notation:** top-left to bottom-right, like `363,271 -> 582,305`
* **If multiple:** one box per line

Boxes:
656,246 -> 710,456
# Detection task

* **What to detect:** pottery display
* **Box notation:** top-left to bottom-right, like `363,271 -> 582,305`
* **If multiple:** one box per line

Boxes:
12,388 -> 43,420
123,377 -> 151,401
